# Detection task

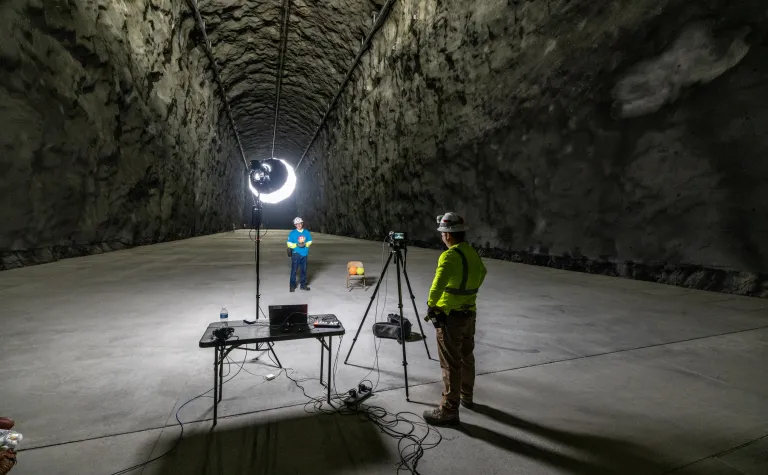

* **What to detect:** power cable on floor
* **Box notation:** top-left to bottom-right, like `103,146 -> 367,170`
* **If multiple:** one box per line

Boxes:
262,289 -> 443,474
28,323 -> 766,467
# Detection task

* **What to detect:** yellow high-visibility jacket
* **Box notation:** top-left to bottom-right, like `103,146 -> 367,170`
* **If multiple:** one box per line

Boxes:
427,242 -> 487,313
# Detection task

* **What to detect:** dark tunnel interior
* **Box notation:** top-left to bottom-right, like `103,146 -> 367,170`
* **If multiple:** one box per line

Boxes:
2,3 -> 768,474
0,0 -> 766,296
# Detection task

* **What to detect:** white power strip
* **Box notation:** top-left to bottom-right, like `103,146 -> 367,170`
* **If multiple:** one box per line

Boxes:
265,373 -> 277,381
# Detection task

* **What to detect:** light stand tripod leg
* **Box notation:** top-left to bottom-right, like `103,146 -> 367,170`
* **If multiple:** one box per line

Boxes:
344,252 -> 394,364
394,251 -> 410,401
253,201 -> 263,321
402,267 -> 433,360
252,199 -> 282,363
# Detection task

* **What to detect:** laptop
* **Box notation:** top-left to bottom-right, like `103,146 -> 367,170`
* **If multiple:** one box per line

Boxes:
268,304 -> 309,331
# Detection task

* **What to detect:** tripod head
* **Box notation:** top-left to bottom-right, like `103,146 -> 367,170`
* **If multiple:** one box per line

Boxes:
386,231 -> 408,251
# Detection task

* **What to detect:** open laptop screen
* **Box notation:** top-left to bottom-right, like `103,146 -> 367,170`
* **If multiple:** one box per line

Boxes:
268,304 -> 308,327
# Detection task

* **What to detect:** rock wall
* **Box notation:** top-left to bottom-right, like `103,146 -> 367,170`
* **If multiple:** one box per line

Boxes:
0,0 -> 245,270
296,0 -> 768,297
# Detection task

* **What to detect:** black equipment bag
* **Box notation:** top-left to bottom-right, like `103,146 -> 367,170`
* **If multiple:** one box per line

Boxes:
373,314 -> 412,340
388,313 -> 412,338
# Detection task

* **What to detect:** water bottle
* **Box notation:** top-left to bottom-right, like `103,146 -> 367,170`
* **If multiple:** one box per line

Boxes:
220,307 -> 229,326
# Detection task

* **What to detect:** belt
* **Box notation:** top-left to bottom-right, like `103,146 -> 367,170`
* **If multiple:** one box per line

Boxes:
448,308 -> 475,317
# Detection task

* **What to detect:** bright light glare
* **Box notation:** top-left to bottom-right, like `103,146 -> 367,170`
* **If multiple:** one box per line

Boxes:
249,158 -> 296,204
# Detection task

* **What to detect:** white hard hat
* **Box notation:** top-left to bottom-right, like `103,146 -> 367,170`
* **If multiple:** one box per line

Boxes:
293,217 -> 303,225
436,212 -> 466,232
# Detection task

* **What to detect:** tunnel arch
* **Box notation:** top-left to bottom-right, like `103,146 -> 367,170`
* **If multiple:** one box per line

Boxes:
197,0 -> 379,165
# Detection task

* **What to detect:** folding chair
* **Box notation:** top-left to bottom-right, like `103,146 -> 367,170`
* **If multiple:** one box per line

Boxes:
346,261 -> 366,290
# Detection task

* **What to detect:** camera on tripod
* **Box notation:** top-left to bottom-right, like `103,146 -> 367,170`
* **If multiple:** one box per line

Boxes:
347,228 -> 432,403
387,231 -> 407,249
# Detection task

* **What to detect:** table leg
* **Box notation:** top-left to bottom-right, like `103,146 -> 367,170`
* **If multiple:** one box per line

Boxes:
327,335 -> 332,404
218,346 -> 224,403
213,345 -> 219,426
320,337 -> 325,387
268,342 -> 283,369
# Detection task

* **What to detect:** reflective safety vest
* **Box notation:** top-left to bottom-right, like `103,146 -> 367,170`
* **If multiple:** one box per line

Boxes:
427,242 -> 487,313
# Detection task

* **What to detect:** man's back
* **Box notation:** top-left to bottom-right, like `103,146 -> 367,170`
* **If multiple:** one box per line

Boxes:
429,241 -> 487,313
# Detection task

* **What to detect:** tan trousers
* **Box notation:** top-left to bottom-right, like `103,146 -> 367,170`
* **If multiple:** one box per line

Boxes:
436,310 -> 476,413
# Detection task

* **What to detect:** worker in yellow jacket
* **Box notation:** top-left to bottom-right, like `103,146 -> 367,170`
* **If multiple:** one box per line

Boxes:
423,212 -> 487,426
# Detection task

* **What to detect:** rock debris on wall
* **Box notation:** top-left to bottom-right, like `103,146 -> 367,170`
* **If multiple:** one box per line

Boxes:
296,0 -> 768,297
1,0 -> 765,297
0,0 -> 245,269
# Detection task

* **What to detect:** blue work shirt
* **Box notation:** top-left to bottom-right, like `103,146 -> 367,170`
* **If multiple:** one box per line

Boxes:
287,229 -> 313,256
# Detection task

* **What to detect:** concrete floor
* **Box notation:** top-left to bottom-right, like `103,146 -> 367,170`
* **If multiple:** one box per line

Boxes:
2,230 -> 767,475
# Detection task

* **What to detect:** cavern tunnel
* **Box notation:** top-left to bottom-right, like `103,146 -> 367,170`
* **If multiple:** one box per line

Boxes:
1,1 -> 767,474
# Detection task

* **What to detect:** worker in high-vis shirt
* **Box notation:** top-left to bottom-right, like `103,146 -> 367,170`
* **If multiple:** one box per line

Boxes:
287,217 -> 312,292
423,212 -> 487,426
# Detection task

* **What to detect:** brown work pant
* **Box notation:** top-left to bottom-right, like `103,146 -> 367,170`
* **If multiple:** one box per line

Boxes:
436,310 -> 476,413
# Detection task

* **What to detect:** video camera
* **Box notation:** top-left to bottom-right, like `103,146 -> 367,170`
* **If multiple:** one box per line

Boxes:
386,231 -> 407,249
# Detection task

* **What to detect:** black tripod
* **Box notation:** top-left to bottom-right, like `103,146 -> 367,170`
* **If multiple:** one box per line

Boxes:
344,243 -> 432,401
250,197 -> 282,367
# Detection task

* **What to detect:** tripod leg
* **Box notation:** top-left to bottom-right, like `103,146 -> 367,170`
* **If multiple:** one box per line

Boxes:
395,252 -> 410,402
344,252 -> 394,364
403,268 -> 433,360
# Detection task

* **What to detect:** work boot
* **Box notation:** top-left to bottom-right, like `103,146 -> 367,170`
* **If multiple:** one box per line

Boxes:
460,399 -> 475,410
300,285 -> 311,291
0,417 -> 13,430
423,408 -> 459,426
290,287 -> 295,292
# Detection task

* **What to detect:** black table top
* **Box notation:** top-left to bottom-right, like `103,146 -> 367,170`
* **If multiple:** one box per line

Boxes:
199,315 -> 346,348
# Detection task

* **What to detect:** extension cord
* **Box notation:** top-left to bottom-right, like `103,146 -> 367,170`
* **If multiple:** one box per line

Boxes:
343,387 -> 373,406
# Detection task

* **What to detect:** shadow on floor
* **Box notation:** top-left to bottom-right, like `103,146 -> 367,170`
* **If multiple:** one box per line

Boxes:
345,275 -> 378,291
459,404 -> 671,475
152,413 -> 390,475
306,260 -> 330,281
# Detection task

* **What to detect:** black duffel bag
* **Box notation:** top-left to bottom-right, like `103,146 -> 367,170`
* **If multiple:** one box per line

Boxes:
373,314 -> 412,341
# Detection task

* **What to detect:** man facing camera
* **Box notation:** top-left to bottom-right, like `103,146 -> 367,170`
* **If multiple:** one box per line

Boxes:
287,217 -> 312,292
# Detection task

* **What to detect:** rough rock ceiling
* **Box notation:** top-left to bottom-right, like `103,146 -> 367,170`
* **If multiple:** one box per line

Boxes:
198,0 -> 378,164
